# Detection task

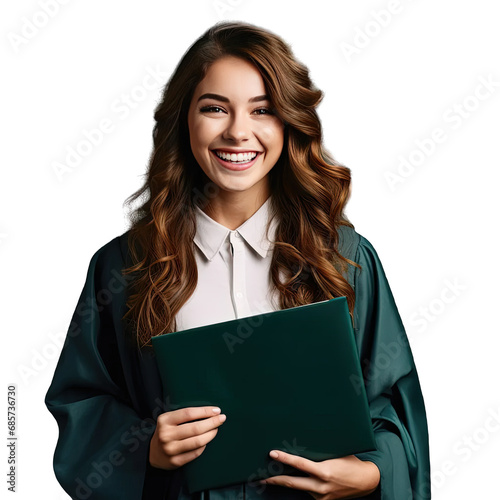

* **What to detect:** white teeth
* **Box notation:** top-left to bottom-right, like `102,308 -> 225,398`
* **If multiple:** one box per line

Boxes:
215,151 -> 258,162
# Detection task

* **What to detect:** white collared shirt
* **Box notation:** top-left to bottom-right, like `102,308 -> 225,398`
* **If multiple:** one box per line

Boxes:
174,195 -> 281,332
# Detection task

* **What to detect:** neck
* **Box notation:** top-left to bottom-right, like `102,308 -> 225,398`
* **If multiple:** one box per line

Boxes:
200,189 -> 271,230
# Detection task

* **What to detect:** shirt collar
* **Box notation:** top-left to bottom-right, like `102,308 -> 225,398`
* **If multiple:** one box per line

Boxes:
194,195 -> 277,261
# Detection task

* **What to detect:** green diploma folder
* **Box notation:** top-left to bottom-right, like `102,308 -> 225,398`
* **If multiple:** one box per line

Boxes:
151,296 -> 376,494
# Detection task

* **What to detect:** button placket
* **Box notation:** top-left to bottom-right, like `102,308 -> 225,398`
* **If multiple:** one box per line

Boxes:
229,231 -> 251,318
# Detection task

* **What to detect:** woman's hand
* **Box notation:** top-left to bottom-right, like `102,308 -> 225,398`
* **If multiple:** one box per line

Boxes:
149,406 -> 227,471
258,451 -> 380,499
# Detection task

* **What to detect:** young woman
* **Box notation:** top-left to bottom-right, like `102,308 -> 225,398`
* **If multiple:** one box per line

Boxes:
45,21 -> 430,500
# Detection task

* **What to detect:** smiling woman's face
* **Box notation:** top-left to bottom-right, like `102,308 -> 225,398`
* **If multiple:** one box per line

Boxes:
187,55 -> 285,203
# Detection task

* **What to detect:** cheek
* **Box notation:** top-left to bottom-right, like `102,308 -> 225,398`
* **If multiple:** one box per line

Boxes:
259,123 -> 284,153
189,118 -> 218,151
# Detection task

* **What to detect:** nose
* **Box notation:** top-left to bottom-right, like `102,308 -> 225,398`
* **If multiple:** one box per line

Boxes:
222,110 -> 252,142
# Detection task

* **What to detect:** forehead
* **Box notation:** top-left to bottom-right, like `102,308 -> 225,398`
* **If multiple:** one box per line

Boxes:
193,56 -> 267,99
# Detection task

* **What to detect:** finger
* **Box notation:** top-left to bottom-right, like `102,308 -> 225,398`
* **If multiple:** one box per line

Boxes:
260,474 -> 323,494
165,443 -> 208,469
172,412 -> 226,441
164,406 -> 222,426
160,427 -> 219,456
158,411 -> 226,443
266,450 -> 319,476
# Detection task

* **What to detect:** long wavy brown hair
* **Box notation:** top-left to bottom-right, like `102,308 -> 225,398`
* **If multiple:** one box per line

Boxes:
122,20 -> 361,348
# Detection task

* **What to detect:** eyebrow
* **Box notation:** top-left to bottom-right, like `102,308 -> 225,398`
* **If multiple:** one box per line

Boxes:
197,93 -> 270,103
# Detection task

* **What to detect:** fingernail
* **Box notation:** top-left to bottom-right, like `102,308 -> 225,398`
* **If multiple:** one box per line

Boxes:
212,407 -> 221,413
218,414 -> 226,422
270,450 -> 278,458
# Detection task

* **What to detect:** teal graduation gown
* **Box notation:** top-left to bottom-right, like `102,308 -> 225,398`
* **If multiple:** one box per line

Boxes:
45,226 -> 431,499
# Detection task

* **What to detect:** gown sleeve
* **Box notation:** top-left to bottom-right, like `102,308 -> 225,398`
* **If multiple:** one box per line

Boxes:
348,235 -> 431,500
44,237 -> 163,499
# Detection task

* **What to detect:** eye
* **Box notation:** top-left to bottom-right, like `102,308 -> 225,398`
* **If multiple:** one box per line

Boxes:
199,105 -> 275,115
253,107 -> 275,115
200,105 -> 226,113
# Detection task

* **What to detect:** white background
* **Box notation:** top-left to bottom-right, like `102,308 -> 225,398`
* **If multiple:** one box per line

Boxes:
2,0 -> 499,498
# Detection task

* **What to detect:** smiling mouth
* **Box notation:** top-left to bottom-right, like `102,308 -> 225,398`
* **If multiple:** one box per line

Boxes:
213,150 -> 260,164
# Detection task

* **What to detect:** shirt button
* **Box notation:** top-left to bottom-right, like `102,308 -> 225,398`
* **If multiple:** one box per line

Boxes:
234,232 -> 241,238
236,292 -> 243,298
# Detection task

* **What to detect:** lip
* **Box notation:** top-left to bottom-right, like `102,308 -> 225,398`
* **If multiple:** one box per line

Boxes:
211,150 -> 261,171
212,148 -> 261,154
